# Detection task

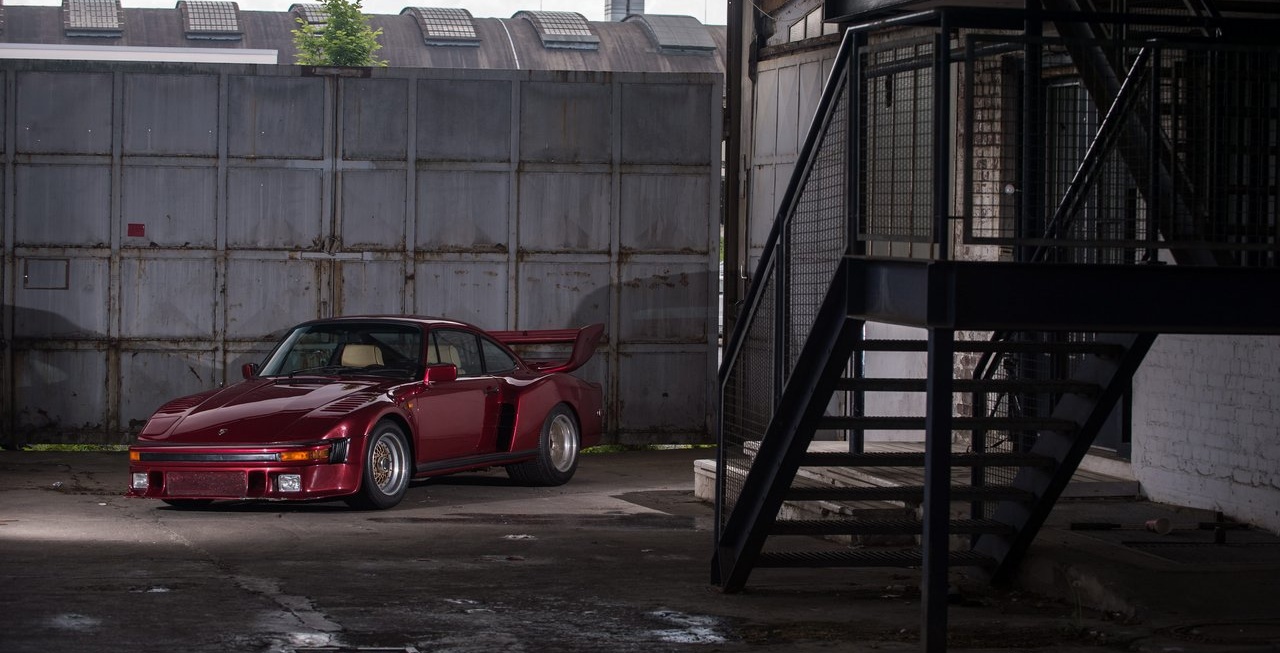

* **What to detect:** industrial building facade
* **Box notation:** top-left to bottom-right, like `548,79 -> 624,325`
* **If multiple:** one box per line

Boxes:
1,3 -> 725,446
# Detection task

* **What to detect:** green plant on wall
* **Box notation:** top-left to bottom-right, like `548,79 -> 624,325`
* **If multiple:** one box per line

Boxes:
292,0 -> 387,67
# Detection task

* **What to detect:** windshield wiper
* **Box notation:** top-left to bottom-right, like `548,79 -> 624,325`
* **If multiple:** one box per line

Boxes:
286,365 -> 348,377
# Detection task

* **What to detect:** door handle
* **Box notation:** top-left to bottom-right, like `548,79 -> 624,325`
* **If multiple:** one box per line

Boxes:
484,386 -> 500,396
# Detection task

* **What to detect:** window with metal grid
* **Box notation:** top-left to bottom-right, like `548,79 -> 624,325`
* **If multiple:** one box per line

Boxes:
515,10 -> 599,50
289,3 -> 328,27
179,1 -> 241,38
403,7 -> 479,45
64,0 -> 122,36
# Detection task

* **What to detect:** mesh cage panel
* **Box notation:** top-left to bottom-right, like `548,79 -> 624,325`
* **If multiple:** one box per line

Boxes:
860,39 -> 936,242
718,66 -> 852,533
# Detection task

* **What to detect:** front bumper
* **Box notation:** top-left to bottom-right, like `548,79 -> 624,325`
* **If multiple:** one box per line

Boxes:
126,442 -> 361,501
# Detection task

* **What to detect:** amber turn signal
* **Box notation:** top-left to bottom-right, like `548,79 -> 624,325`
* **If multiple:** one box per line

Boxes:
278,446 -> 332,463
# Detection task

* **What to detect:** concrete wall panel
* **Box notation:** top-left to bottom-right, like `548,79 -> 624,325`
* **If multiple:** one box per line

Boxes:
15,165 -> 110,247
417,170 -> 510,251
520,81 -> 611,163
13,350 -> 108,440
517,172 -> 611,252
415,260 -> 507,326
616,350 -> 708,437
619,262 -> 710,342
342,78 -> 408,160
13,257 -> 110,337
226,168 -> 324,248
417,78 -> 512,162
340,170 -> 406,250
16,72 -> 112,155
228,76 -> 325,159
517,261 -> 610,330
225,259 -> 324,339
337,260 -> 408,316
121,166 -> 218,247
119,350 -> 219,430
120,258 -> 217,339
621,83 -> 713,165
123,74 -> 219,156
620,174 -> 710,252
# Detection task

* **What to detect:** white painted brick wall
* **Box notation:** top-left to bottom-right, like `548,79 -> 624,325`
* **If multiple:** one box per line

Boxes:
1132,334 -> 1280,533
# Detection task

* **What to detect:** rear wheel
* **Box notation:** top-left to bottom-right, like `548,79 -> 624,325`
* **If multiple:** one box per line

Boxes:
345,421 -> 410,510
507,404 -> 580,486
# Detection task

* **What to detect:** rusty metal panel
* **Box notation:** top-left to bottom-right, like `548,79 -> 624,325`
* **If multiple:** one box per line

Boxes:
336,260 -> 408,315
417,78 -> 512,162
15,165 -> 110,247
14,349 -> 108,441
519,80 -> 612,163
228,75 -> 325,159
417,170 -> 510,252
517,260 -> 610,329
615,350 -> 709,438
121,166 -> 217,247
123,73 -> 219,156
16,71 -> 112,155
13,256 -> 110,338
619,261 -> 711,343
225,258 -> 324,339
415,259 -> 507,325
340,170 -> 406,250
620,174 -> 710,252
620,83 -> 713,165
120,258 -> 217,338
119,350 -> 219,430
341,78 -> 408,160
517,172 -> 611,252
226,167 -> 324,248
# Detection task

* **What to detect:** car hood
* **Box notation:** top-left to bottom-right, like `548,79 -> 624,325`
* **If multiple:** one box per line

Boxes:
138,377 -> 397,446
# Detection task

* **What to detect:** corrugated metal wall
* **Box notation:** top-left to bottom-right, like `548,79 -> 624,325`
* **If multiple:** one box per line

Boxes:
2,61 -> 722,446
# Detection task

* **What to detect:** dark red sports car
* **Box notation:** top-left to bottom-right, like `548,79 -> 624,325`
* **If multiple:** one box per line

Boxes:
127,316 -> 605,510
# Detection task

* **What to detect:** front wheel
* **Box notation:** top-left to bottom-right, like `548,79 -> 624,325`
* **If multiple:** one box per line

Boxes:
345,421 -> 411,510
507,404 -> 580,486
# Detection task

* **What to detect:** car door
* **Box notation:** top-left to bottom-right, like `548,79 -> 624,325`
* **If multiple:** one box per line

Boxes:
412,328 -> 499,463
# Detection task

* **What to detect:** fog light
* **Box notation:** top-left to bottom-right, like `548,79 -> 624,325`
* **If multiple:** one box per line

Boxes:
277,474 -> 302,492
131,473 -> 149,490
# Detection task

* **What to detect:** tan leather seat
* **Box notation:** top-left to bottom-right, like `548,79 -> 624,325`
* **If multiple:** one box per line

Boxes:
340,344 -> 383,367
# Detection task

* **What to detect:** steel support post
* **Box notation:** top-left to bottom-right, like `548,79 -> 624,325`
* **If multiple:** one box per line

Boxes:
922,327 -> 955,653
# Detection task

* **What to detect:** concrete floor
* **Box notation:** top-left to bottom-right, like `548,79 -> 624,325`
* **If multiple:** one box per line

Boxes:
1,448 -> 1277,652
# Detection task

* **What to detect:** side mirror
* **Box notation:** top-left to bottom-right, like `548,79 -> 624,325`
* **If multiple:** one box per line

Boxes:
424,363 -> 458,385
241,363 -> 259,380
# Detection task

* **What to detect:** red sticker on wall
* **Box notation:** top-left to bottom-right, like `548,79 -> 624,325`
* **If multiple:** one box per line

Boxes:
127,223 -> 146,238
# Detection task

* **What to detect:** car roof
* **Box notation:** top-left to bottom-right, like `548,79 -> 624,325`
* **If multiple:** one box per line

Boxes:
295,315 -> 479,331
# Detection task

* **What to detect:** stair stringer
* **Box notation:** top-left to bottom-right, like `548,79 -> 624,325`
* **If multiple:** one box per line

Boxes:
714,262 -> 860,593
976,332 -> 1157,582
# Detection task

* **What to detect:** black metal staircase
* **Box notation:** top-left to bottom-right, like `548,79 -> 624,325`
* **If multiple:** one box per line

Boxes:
715,6 -> 1280,652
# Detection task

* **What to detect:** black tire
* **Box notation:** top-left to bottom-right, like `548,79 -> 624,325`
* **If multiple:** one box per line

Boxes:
507,404 -> 580,486
161,499 -> 213,510
345,421 -> 411,510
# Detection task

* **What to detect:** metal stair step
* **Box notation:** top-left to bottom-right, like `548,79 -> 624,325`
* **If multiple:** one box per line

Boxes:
835,377 -> 1100,395
800,450 -> 1055,468
772,518 -> 1014,536
818,416 -> 1078,432
757,549 -> 994,569
858,338 -> 1125,357
787,484 -> 1034,503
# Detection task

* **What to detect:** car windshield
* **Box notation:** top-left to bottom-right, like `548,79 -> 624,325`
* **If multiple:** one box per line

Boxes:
258,322 -> 424,380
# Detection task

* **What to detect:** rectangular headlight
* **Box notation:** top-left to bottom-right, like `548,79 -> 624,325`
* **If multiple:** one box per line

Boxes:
131,473 -> 149,490
277,474 -> 302,492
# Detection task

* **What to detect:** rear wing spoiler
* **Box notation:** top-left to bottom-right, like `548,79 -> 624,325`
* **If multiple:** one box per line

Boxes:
490,323 -> 605,375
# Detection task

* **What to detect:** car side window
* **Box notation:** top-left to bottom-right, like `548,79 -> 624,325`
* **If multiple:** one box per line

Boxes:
480,337 -> 518,374
430,329 -> 483,377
